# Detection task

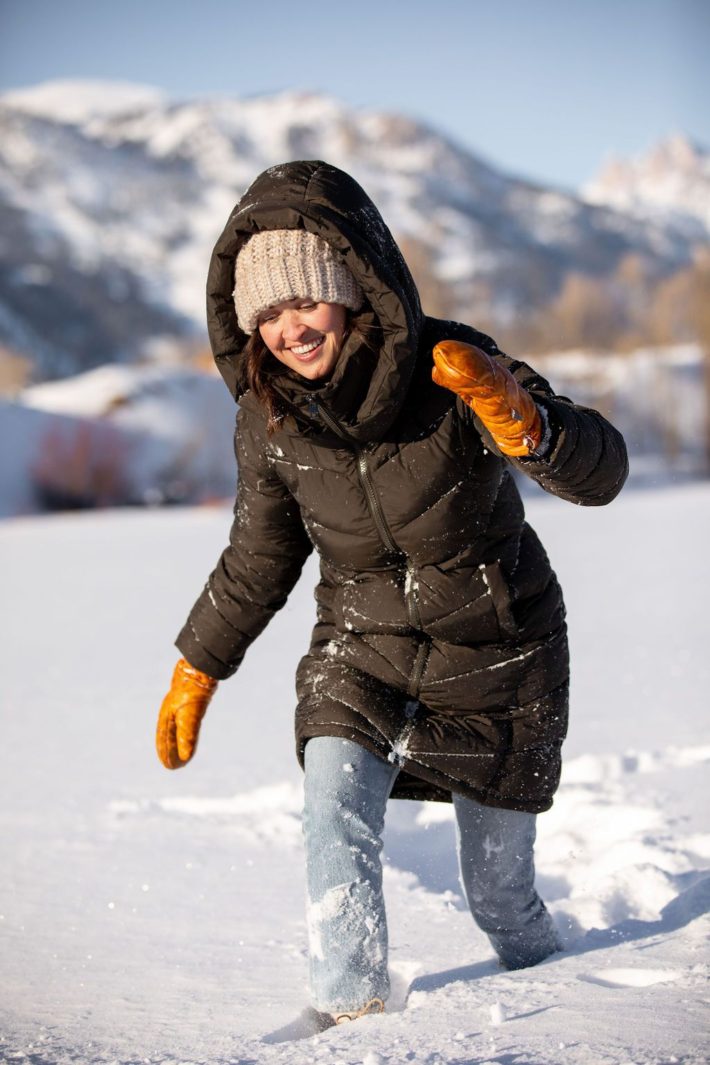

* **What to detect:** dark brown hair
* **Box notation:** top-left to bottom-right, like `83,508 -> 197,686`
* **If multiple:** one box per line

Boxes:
244,309 -> 377,435
243,331 -> 286,434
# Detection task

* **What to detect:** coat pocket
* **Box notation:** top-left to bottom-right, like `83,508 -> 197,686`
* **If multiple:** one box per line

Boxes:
482,560 -> 519,640
416,559 -> 519,644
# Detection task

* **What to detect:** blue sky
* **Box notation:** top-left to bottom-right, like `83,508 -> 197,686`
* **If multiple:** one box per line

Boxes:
1,0 -> 707,190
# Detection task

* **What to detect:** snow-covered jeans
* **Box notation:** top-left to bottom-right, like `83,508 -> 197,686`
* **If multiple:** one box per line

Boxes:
303,736 -> 561,1013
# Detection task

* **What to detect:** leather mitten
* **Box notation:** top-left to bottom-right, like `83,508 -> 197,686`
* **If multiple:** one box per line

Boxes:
156,658 -> 218,769
432,340 -> 543,457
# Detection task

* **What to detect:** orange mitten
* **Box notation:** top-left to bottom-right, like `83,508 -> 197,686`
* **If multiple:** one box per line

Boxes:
156,658 -> 218,769
432,340 -> 542,457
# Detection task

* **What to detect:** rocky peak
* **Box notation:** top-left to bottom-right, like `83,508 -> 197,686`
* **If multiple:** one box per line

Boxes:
582,133 -> 710,238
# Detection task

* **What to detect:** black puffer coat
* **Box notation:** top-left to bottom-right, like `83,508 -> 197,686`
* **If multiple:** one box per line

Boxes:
177,161 -> 628,812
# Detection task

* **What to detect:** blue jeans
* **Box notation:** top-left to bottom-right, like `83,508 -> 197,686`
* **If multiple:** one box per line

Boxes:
303,736 -> 561,1013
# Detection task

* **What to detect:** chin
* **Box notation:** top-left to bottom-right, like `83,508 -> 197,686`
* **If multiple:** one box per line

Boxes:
297,356 -> 337,381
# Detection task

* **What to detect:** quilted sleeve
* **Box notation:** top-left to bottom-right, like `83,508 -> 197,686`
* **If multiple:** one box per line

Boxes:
175,409 -> 313,678
439,321 -> 629,506
492,355 -> 628,506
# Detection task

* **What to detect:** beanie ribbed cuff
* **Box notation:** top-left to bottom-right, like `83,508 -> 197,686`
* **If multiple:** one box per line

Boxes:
234,229 -> 363,334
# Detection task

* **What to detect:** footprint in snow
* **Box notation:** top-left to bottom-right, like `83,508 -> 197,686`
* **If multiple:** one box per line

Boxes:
108,782 -> 304,846
577,967 -> 682,989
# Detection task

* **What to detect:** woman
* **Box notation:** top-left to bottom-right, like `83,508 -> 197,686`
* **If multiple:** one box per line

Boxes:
156,160 -> 628,1031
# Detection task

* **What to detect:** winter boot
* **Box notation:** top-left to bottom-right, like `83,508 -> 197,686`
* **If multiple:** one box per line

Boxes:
263,997 -> 385,1043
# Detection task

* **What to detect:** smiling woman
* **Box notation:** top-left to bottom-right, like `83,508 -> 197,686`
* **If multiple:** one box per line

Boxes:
155,159 -> 629,1037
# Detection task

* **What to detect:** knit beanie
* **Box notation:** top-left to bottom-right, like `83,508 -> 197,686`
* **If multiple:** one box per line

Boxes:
234,229 -> 364,334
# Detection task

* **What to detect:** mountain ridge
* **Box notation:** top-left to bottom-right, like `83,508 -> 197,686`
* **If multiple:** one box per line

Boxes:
1,80 -> 707,382
582,132 -> 710,240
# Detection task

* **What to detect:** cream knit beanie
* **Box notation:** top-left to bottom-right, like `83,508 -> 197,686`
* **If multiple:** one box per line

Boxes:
234,229 -> 364,334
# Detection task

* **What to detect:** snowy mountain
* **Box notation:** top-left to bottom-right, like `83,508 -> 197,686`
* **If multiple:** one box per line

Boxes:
583,134 -> 710,241
1,78 -> 166,124
0,80 -> 703,382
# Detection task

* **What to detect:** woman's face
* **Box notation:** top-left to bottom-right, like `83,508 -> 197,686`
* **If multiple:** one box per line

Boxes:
257,299 -> 347,381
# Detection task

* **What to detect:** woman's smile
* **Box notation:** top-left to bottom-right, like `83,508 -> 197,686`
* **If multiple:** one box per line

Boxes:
291,336 -> 324,359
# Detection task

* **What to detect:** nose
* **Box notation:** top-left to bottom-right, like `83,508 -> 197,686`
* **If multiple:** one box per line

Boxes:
281,309 -> 308,342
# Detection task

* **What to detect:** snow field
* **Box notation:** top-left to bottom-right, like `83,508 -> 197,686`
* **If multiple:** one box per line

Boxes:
0,483 -> 708,1064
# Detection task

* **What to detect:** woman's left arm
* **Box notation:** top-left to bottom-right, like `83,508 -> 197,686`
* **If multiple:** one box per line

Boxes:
432,334 -> 629,507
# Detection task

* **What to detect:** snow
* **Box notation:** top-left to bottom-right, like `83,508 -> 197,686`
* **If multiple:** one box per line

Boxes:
532,343 -> 708,483
1,80 -> 167,125
1,482 -> 709,1063
1,364 -> 236,515
582,134 -> 710,239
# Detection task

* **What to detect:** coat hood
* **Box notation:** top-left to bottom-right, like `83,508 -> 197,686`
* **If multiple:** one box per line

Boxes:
206,160 -> 423,441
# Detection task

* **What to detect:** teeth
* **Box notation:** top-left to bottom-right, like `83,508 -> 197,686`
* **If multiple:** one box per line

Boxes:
292,338 -> 322,355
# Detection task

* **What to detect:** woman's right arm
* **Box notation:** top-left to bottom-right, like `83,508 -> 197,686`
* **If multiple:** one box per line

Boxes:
175,408 -> 313,680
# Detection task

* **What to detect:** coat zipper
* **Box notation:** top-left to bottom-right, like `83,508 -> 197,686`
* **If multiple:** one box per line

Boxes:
316,402 -> 424,637
355,451 -> 399,554
408,640 -> 430,698
316,401 -> 428,712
